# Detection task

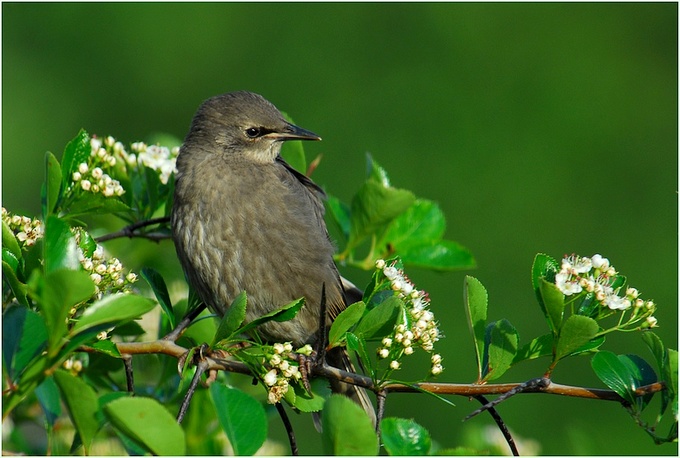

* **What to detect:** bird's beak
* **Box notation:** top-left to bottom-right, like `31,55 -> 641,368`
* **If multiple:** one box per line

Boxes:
267,123 -> 321,142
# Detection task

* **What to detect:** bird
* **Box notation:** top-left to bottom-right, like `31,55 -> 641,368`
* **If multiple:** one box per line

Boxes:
171,90 -> 375,423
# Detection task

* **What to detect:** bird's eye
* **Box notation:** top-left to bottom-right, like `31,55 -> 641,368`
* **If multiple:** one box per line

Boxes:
245,127 -> 262,138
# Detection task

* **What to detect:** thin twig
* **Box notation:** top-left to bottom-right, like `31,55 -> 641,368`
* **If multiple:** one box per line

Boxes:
376,389 -> 387,435
123,355 -> 134,393
473,395 -> 519,456
95,216 -> 171,243
177,358 -> 209,424
464,377 -> 551,421
275,402 -> 298,456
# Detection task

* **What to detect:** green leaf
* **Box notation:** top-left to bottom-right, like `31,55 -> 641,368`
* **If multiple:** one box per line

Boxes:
140,267 -> 175,328
29,269 -> 95,355
643,332 -> 678,416
2,259 -> 29,306
44,216 -> 80,273
213,291 -> 248,345
237,297 -> 305,336
380,417 -> 432,456
288,377 -> 330,413
2,220 -> 22,260
90,339 -> 122,358
326,194 -> 352,241
54,369 -> 99,454
464,276 -> 488,382
44,151 -> 62,216
322,394 -> 379,455
70,293 -> 156,337
210,384 -> 267,456
591,351 -> 657,408
65,193 -> 131,218
2,306 -> 48,381
104,396 -> 186,455
60,129 -> 90,192
399,239 -> 475,271
538,278 -> 565,335
483,319 -> 519,381
329,301 -> 366,348
514,333 -> 553,364
346,158 -> 415,252
354,296 -> 402,340
531,253 -> 560,290
346,332 -> 374,377
379,199 -> 445,249
35,376 -> 61,426
555,315 -> 599,361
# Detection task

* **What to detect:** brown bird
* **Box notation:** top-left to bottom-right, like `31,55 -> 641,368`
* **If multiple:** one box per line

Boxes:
171,91 -> 374,423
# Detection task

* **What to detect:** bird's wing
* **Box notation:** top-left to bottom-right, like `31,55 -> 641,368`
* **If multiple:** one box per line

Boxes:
275,156 -> 353,320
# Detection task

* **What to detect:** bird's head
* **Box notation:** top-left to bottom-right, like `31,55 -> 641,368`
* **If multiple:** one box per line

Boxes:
184,91 -> 321,163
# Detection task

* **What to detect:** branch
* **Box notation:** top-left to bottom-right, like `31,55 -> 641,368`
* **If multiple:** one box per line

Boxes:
95,216 -> 171,243
113,338 -> 665,404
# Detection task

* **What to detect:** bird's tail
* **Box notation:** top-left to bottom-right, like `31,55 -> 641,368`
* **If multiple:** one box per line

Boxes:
325,346 -> 376,426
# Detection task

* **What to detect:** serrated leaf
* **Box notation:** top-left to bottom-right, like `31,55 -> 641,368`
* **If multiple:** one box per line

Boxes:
213,291 -> 248,345
44,151 -> 62,216
531,253 -> 560,290
381,417 -> 432,456
70,293 -> 156,337
140,267 -> 175,328
322,394 -> 378,455
354,296 -> 402,340
483,319 -> 519,381
54,370 -> 99,454
210,384 -> 267,456
104,396 -> 186,455
44,216 -> 80,273
538,278 -> 566,335
555,315 -> 599,361
329,301 -> 366,348
399,239 -> 475,271
621,354 -> 657,411
464,276 -> 488,382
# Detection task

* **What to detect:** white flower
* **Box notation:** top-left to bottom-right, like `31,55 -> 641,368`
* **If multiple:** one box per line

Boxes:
382,337 -> 392,347
80,180 -> 91,191
404,346 -> 414,355
605,295 -> 631,311
263,369 -> 278,386
72,171 -> 82,181
646,316 -> 658,328
91,167 -> 103,179
431,364 -> 443,375
375,259 -> 386,270
269,354 -> 282,367
273,343 -> 285,354
431,354 -> 442,364
378,348 -> 389,359
389,360 -> 401,370
591,254 -> 609,269
383,266 -> 399,280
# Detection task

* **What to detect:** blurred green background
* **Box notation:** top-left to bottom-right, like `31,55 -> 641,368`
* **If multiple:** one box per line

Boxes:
3,2 -> 677,455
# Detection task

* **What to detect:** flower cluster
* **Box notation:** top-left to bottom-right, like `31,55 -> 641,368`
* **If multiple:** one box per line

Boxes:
72,228 -> 138,301
374,259 -> 444,376
67,136 -> 127,198
2,208 -> 44,249
260,342 -> 306,404
130,142 -> 179,185
556,254 -> 657,328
